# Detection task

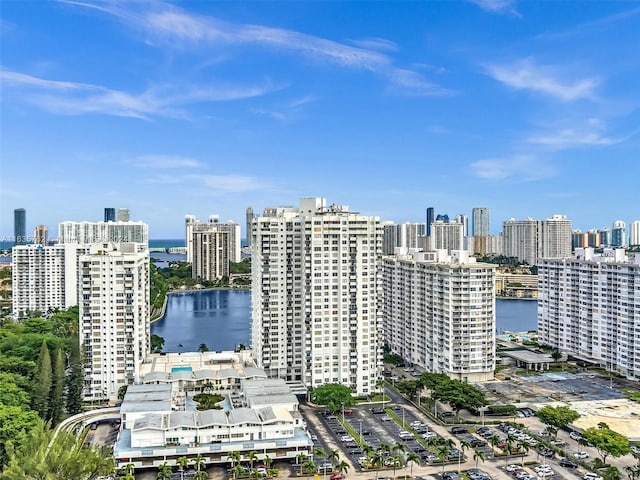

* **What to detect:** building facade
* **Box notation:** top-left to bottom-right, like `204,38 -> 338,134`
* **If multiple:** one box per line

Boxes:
612,220 -> 628,248
503,218 -> 540,265
251,197 -> 382,395
58,221 -> 149,246
631,220 -> 640,247
185,215 -> 241,265
117,208 -> 130,222
104,208 -> 116,222
79,243 -> 150,400
33,225 -> 48,246
472,207 -> 489,237
192,228 -> 230,281
381,249 -> 495,382
540,214 -> 572,259
11,244 -> 88,319
14,208 -> 26,245
246,207 -> 254,248
431,221 -> 464,253
538,248 -> 640,380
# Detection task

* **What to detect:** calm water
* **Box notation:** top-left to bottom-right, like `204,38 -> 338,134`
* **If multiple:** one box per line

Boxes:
151,290 -> 251,352
152,290 -> 538,352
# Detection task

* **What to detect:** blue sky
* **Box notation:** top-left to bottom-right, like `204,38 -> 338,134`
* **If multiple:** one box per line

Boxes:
1,0 -> 639,239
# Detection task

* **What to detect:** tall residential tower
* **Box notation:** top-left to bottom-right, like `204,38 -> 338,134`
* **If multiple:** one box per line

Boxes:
251,198 -> 382,395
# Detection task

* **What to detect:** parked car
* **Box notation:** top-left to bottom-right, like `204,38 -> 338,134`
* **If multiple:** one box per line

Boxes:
551,439 -> 566,446
559,459 -> 578,468
570,431 -> 583,441
538,448 -> 554,458
371,407 -> 385,414
450,426 -> 468,434
573,451 -> 589,459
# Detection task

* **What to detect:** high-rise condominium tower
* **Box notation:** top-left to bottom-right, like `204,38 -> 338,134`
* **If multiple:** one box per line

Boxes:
612,220 -> 628,248
538,248 -> 640,380
33,225 -> 48,246
540,214 -> 572,259
12,244 -> 89,319
631,220 -> 640,246
59,221 -> 149,246
246,207 -> 254,248
503,215 -> 572,265
425,207 -> 435,237
251,198 -> 382,395
117,208 -> 130,222
382,249 -> 496,382
14,208 -> 26,245
79,242 -> 150,400
472,207 -> 489,236
431,221 -> 464,253
104,208 -> 116,222
184,215 -> 241,268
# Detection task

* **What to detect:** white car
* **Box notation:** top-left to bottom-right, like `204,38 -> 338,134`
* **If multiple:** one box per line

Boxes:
574,451 -> 589,459
340,435 -> 353,442
551,439 -> 566,446
570,431 -> 583,441
506,465 -> 521,472
583,474 -> 603,480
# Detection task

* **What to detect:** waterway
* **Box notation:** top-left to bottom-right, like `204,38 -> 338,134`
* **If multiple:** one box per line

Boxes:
152,290 -> 538,353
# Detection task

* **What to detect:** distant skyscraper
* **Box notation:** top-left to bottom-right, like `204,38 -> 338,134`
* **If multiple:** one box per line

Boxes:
252,197 -> 382,395
540,214 -> 572,259
58,221 -> 148,246
426,207 -> 434,236
14,208 -> 26,245
611,220 -> 628,248
246,207 -> 254,247
503,218 -> 540,265
104,208 -> 116,222
631,221 -> 640,246
599,227 -> 612,247
455,214 -> 469,237
432,221 -> 464,253
185,215 -> 241,267
33,225 -> 48,246
435,213 -> 449,223
117,208 -> 130,222
472,207 -> 489,236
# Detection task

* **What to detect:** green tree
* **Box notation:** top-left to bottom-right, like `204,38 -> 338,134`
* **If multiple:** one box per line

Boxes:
405,451 -> 420,478
1,418 -> 114,479
432,378 -> 487,419
458,438 -> 471,473
581,423 -> 631,465
327,449 -> 340,465
31,340 -> 52,419
228,451 -> 242,468
536,405 -> 581,439
311,384 -> 354,413
50,347 -> 66,424
473,449 -> 485,469
198,343 -> 209,353
177,456 -> 189,479
118,385 -> 129,401
151,334 -> 165,354
66,336 -> 84,415
0,404 -> 40,467
192,453 -> 206,472
246,451 -> 258,471
157,462 -> 173,480
0,372 -> 30,407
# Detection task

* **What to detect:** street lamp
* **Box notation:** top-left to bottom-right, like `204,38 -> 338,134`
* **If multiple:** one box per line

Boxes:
402,407 -> 405,428
359,421 -> 362,439
341,403 -> 345,418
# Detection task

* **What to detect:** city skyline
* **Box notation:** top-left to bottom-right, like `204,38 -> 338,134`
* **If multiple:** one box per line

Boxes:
2,1 -> 640,238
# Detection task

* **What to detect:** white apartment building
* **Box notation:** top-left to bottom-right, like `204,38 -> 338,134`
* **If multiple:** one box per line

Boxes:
538,248 -> 640,380
251,197 -> 382,395
79,243 -> 150,400
381,248 -> 496,382
11,243 -> 88,319
431,221 -> 464,253
58,220 -> 149,246
503,215 -> 572,265
113,351 -> 312,471
192,228 -> 230,281
185,215 -> 241,264
631,220 -> 640,246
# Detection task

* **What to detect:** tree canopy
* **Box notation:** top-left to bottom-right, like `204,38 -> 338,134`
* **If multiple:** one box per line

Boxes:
581,423 -> 631,465
431,378 -> 487,415
536,406 -> 580,437
311,384 -> 354,412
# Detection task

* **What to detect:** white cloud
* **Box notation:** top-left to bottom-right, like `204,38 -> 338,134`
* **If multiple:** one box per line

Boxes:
470,154 -> 556,181
62,0 -> 449,97
134,155 -> 203,169
527,118 -> 629,149
1,69 -> 281,119
469,0 -> 521,17
349,37 -> 398,52
484,58 -> 597,101
145,172 -> 271,193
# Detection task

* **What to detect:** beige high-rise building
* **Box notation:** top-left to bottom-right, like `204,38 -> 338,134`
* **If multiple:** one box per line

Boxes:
431,221 -> 464,253
33,225 -> 48,245
79,242 -> 150,400
382,248 -> 496,382
192,228 -> 230,281
185,215 -> 241,266
251,197 -> 382,395
58,220 -> 148,247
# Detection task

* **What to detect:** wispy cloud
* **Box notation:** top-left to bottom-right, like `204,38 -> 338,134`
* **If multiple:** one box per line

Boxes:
426,125 -> 450,135
527,118 -> 633,149
349,37 -> 398,52
470,154 -> 556,181
468,0 -> 521,17
484,58 -> 597,101
134,155 -> 203,169
61,0 -> 450,97
146,172 -> 271,193
1,69 -> 281,119
534,6 -> 640,41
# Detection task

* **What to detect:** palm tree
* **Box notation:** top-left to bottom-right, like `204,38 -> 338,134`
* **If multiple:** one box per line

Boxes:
625,465 -> 640,480
504,434 -> 517,467
228,451 -> 243,469
473,450 -> 485,469
518,440 -> 530,467
302,460 -> 317,480
327,449 -> 340,466
267,468 -> 280,478
247,451 -> 258,472
393,442 -> 407,457
370,451 -> 384,480
194,471 -> 208,480
177,456 -> 189,479
406,451 -> 420,478
436,443 -> 451,476
157,462 -> 173,480
296,453 -> 308,475
335,460 -> 350,477
263,455 -> 273,470
389,454 -> 403,480
192,453 -> 206,472
313,447 -> 327,462
378,443 -> 392,464
489,435 -> 501,455
120,463 -> 136,480
458,438 -> 471,473
231,465 -> 246,479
